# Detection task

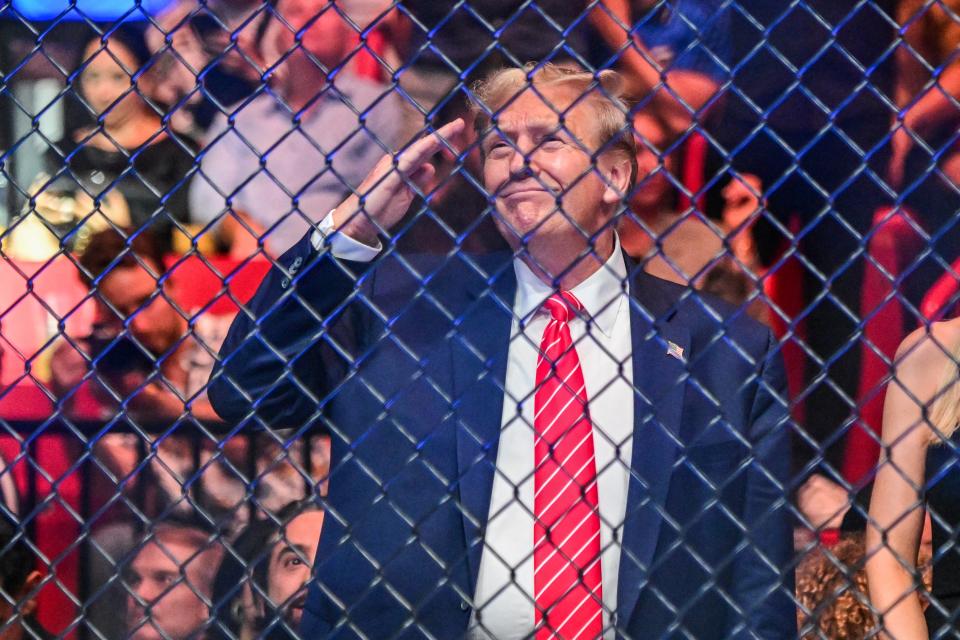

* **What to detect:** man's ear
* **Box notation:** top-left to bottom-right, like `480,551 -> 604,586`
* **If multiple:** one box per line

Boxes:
599,152 -> 633,206
17,571 -> 42,617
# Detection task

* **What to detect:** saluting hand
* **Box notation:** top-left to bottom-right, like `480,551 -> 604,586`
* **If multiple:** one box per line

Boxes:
331,118 -> 467,247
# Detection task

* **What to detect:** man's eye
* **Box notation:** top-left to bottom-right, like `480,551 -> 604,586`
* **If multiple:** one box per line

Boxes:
283,556 -> 305,569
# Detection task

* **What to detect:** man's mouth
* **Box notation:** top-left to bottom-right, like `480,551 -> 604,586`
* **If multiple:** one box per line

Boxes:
501,183 -> 550,198
288,594 -> 307,612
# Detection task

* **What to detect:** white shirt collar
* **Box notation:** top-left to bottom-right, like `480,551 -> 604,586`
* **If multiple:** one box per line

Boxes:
512,234 -> 628,338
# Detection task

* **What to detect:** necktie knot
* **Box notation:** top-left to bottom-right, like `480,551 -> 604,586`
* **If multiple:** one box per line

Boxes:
543,291 -> 583,324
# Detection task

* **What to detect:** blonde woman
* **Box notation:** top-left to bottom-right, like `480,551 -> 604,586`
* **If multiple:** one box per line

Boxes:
867,319 -> 960,638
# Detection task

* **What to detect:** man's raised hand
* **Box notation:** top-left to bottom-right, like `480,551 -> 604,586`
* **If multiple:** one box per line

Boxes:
331,118 -> 467,247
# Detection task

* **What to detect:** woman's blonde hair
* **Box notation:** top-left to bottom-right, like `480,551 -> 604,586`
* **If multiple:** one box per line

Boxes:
927,339 -> 960,442
469,62 -> 638,191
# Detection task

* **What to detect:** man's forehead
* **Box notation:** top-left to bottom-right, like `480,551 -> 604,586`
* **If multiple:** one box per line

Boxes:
100,262 -> 160,294
133,543 -> 180,570
493,112 -> 564,135
489,86 -> 595,140
495,86 -> 580,122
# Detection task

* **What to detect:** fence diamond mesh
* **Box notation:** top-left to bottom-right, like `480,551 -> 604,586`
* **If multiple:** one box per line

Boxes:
0,0 -> 959,638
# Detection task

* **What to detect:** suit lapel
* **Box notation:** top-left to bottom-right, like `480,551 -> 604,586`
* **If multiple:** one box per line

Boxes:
617,269 -> 690,626
451,253 -> 517,596
448,251 -> 692,618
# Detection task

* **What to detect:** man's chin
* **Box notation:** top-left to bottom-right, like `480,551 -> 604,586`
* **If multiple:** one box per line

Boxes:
493,206 -> 559,249
128,622 -> 163,640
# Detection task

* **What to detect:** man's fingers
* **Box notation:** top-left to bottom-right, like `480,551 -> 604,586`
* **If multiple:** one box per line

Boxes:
409,163 -> 437,192
397,118 -> 466,175
334,118 -> 467,242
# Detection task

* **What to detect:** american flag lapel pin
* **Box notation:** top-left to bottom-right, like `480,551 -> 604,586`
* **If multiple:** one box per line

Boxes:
666,341 -> 685,361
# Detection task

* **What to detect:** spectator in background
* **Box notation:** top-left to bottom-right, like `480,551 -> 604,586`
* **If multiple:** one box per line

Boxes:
189,0 -> 401,257
49,228 -> 235,639
589,0 -> 730,134
48,231 -> 328,640
65,229 -> 224,424
147,0 -> 407,135
886,0 -> 960,312
210,500 -> 324,640
260,503 -> 324,637
145,0 -> 268,136
51,228 -> 330,528
14,26 -> 199,256
795,532 -> 932,639
620,108 -> 765,318
707,0 -> 898,471
125,518 -> 224,640
394,1 -> 594,143
794,475 -> 931,639
0,516 -> 49,640
337,1 -> 406,82
211,518 -> 278,640
795,534 -> 873,639
889,0 -> 960,190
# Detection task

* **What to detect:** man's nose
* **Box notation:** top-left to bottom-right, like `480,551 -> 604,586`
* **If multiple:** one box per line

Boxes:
129,584 -> 156,610
295,565 -> 312,585
130,311 -> 150,336
508,139 -> 538,178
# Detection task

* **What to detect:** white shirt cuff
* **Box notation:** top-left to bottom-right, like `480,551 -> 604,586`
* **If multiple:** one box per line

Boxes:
310,209 -> 381,262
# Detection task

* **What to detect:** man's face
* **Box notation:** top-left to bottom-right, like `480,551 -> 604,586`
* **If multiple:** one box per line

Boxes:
481,86 -> 624,254
97,261 -> 184,357
275,0 -> 349,69
126,536 -> 217,640
266,510 -> 324,629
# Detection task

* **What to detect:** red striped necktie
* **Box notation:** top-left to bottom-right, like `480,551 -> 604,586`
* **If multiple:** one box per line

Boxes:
533,291 -> 603,640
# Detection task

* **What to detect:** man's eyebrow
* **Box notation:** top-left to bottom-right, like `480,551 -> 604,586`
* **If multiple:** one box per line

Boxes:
151,569 -> 180,581
496,117 -> 564,133
483,118 -> 573,145
277,543 -> 311,559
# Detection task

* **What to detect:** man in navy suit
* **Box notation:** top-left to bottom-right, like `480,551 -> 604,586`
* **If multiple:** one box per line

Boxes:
209,63 -> 796,639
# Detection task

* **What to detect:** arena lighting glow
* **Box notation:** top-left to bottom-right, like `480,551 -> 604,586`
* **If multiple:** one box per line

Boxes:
7,0 -> 173,21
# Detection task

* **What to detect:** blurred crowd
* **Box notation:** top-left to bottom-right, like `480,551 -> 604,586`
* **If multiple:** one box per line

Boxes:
2,0 -> 960,639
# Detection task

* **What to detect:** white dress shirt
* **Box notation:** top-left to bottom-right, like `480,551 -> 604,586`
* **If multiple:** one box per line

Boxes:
468,243 -> 634,640
312,218 -> 635,639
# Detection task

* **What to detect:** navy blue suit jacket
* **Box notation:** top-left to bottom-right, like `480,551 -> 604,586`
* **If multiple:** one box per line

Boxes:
209,235 -> 796,639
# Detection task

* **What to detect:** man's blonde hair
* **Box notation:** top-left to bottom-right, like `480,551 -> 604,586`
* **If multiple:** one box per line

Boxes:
470,62 -> 638,191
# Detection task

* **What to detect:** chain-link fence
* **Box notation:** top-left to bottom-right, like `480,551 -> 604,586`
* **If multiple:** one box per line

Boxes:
1,0 -> 959,638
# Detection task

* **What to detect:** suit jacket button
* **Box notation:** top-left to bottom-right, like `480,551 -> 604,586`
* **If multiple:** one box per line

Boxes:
459,601 -> 469,611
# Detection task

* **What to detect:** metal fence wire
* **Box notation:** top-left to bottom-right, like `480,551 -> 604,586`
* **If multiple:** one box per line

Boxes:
1,0 -> 960,638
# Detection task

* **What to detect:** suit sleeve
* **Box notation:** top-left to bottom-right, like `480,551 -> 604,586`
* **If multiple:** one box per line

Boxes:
207,234 -> 375,427
730,328 -> 797,639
